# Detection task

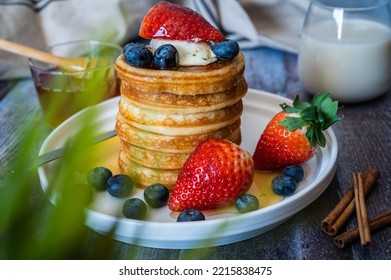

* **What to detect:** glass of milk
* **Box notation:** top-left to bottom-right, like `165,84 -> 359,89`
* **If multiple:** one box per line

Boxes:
298,0 -> 391,103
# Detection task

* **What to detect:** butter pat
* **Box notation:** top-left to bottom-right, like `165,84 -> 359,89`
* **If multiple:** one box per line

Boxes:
149,39 -> 217,66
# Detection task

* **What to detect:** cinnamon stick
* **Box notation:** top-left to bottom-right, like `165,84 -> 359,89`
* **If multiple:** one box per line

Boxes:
353,172 -> 371,246
320,168 -> 380,236
334,210 -> 391,249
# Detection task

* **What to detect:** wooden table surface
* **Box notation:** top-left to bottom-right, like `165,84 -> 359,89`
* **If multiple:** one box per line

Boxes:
1,47 -> 390,260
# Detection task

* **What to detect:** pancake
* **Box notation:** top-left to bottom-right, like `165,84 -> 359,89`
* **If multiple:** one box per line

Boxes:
115,115 -> 242,153
118,150 -> 180,190
119,124 -> 242,170
118,98 -> 243,135
115,52 -> 246,95
120,139 -> 190,170
120,77 -> 247,114
115,50 -> 247,189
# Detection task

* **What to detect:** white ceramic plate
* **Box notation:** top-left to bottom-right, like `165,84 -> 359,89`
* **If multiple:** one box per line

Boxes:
38,89 -> 338,249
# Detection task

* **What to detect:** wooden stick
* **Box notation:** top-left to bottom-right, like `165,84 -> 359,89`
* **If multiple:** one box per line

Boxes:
320,169 -> 380,236
334,210 -> 391,249
353,172 -> 371,246
0,38 -> 93,71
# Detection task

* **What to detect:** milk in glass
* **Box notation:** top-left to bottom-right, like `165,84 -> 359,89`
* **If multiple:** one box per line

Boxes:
298,18 -> 391,102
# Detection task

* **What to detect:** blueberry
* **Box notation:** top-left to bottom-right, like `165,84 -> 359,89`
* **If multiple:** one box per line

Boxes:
212,40 -> 240,60
272,175 -> 297,196
235,194 -> 259,213
124,43 -> 153,68
106,174 -> 133,198
283,165 -> 305,182
153,44 -> 178,69
177,209 -> 205,222
87,166 -> 112,191
122,42 -> 144,54
143,183 -> 169,208
122,198 -> 147,220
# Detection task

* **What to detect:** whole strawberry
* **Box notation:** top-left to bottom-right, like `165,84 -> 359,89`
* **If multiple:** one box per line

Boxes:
139,1 -> 225,43
168,138 -> 254,212
253,92 -> 343,171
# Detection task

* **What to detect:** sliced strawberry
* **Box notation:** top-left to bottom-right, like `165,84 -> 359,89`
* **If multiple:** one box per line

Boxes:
253,93 -> 343,171
168,138 -> 254,212
139,1 -> 225,43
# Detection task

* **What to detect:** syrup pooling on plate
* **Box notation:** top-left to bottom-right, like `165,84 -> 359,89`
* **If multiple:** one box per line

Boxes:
73,136 -> 285,220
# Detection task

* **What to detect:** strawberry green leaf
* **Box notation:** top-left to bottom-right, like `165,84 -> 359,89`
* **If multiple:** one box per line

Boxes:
279,92 -> 342,148
279,117 -> 307,131
301,106 -> 318,122
282,106 -> 302,113
280,92 -> 343,148
305,126 -> 317,148
305,126 -> 326,148
280,95 -> 311,113
312,92 -> 343,129
293,95 -> 311,110
314,128 -> 326,147
317,111 -> 326,130
325,117 -> 343,130
312,92 -> 330,108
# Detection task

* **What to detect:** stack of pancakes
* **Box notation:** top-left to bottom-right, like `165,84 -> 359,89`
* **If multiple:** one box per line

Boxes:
115,52 -> 247,189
